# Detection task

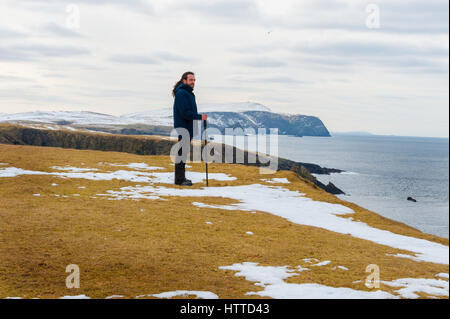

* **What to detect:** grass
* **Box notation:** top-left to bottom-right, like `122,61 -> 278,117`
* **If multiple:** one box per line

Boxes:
0,143 -> 448,299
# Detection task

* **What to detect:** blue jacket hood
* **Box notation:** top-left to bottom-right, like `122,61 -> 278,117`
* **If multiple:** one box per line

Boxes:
176,83 -> 193,93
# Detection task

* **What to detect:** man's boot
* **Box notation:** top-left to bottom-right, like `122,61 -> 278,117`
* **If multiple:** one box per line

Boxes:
174,162 -> 184,185
174,162 -> 192,186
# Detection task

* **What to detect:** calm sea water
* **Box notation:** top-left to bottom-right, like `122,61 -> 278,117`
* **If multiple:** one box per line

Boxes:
211,133 -> 449,238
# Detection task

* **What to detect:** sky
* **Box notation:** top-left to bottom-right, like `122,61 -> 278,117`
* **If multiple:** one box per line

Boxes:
0,0 -> 448,137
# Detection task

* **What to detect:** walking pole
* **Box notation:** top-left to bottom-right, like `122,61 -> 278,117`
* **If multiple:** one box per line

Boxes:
203,119 -> 209,187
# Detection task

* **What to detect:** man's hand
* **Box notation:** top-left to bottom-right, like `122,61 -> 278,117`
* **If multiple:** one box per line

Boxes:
201,114 -> 208,120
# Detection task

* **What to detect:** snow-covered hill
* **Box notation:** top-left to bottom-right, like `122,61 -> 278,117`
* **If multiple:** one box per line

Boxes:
0,101 -> 330,137
0,111 -> 120,125
199,102 -> 272,113
0,102 -> 271,127
119,102 -> 272,126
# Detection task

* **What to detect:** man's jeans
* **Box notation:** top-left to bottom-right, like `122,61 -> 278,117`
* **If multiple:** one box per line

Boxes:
174,135 -> 190,184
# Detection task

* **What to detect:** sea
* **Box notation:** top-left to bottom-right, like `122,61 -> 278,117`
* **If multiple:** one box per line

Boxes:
210,133 -> 449,238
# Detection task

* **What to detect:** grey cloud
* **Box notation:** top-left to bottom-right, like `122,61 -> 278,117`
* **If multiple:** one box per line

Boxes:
293,40 -> 449,74
230,32 -> 447,60
8,0 -> 449,35
230,43 -> 282,55
177,0 -> 259,21
0,27 -> 28,38
12,44 -> 90,57
0,47 -> 32,61
299,54 -> 448,74
0,87 -> 80,105
152,51 -> 198,63
0,44 -> 90,62
300,54 -> 448,74
7,0 -> 154,14
0,75 -> 36,83
75,87 -> 153,99
41,23 -> 83,38
294,41 -> 448,58
109,51 -> 199,65
41,73 -> 67,78
286,0 -> 448,34
69,64 -> 108,71
171,0 -> 449,35
300,55 -> 354,67
200,84 -> 262,92
375,95 -> 409,101
236,57 -> 286,68
109,55 -> 160,65
372,56 -> 449,74
228,75 -> 311,84
230,35 -> 448,74
258,76 -> 310,84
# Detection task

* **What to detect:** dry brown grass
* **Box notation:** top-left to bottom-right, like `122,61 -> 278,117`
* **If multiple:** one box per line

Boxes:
0,143 -> 448,299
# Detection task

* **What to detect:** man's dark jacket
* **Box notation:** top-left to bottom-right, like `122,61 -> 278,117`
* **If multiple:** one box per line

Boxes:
173,83 -> 202,140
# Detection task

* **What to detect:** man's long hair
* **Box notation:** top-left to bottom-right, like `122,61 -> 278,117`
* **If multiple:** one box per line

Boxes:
172,71 -> 194,97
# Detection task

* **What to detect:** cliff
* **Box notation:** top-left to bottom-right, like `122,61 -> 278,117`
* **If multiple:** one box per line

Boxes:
203,111 -> 331,137
0,123 -> 343,194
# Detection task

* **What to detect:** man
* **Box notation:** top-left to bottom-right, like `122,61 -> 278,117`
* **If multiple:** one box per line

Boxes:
172,71 -> 207,186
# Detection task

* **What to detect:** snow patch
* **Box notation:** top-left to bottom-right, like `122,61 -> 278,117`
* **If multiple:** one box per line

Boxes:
261,178 -> 290,184
381,278 -> 449,299
386,253 -> 425,263
303,258 -> 319,264
312,261 -> 331,267
105,162 -> 165,171
220,262 -> 298,287
436,273 -> 449,279
59,295 -> 91,299
219,262 -> 395,299
192,201 -> 252,211
0,166 -> 235,185
51,166 -> 99,173
0,167 -> 50,177
105,295 -> 124,299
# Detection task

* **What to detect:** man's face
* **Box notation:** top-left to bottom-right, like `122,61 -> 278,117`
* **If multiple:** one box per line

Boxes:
183,74 -> 196,89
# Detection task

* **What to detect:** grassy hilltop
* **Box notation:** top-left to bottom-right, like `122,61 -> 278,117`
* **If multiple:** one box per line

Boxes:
0,127 -> 448,299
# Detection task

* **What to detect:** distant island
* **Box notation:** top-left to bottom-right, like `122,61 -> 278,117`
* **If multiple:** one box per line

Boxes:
331,131 -> 375,136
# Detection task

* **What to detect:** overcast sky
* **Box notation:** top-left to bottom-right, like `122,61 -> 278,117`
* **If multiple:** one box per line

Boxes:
0,0 -> 448,137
